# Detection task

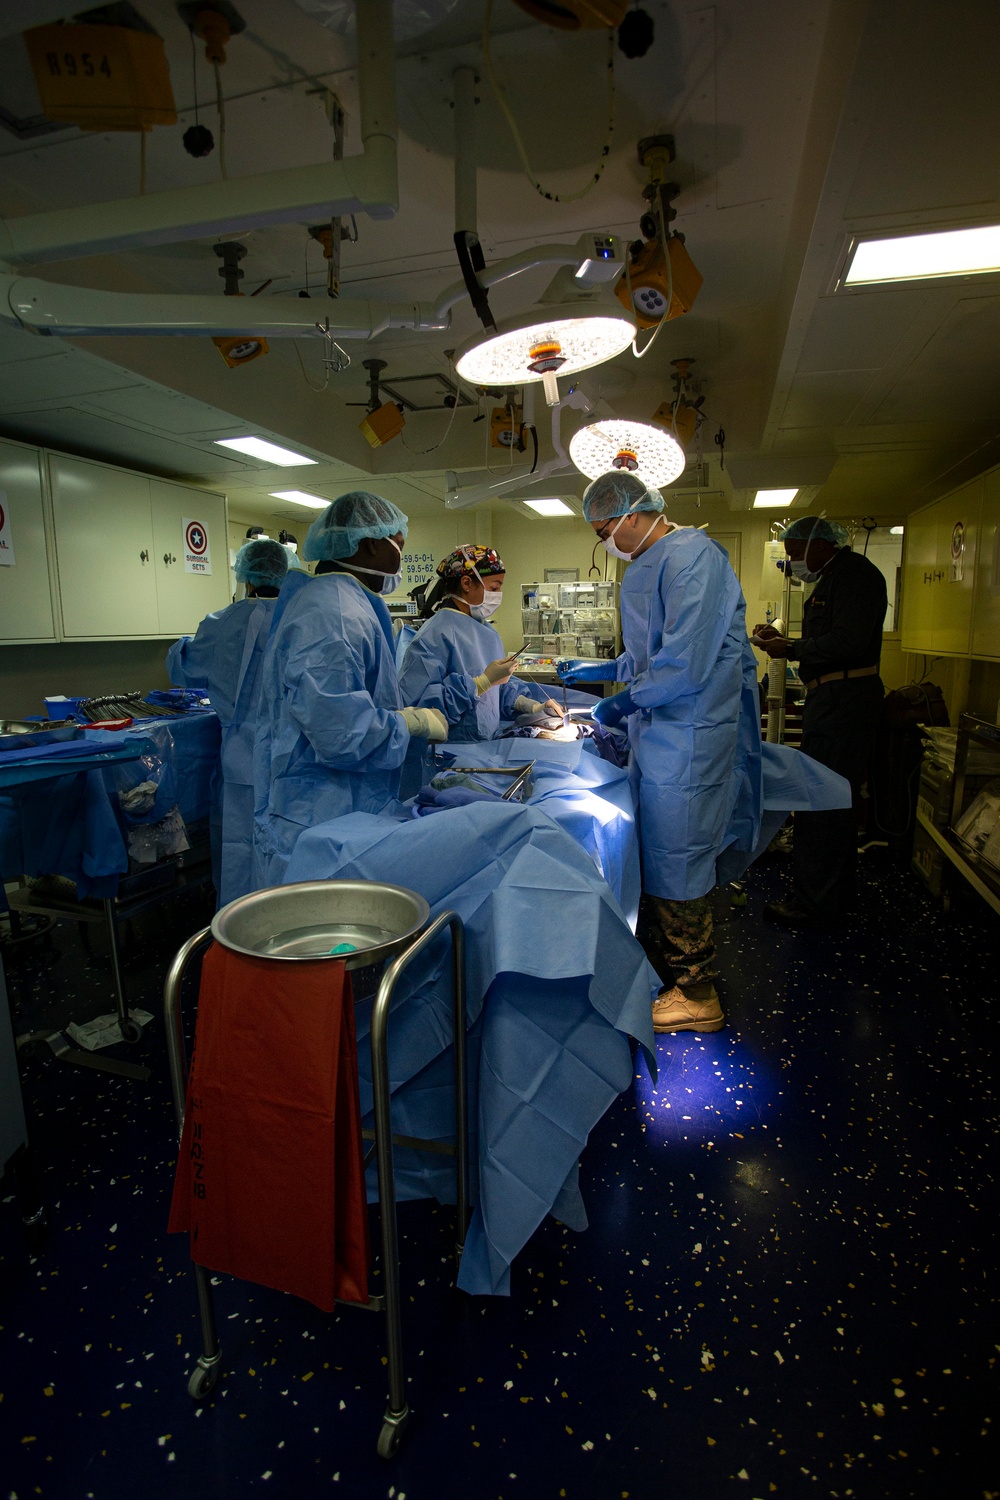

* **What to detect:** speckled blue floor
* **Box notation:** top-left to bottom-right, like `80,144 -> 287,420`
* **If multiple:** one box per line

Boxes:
2,853 -> 998,1500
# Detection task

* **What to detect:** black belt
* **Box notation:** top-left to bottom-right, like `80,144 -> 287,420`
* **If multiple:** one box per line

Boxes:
802,665 -> 879,693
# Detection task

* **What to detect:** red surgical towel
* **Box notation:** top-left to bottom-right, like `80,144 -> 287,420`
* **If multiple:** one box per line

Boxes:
168,942 -> 369,1311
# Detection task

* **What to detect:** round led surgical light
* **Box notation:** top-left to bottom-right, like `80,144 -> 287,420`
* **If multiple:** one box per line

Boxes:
454,306 -> 636,387
569,418 -> 687,488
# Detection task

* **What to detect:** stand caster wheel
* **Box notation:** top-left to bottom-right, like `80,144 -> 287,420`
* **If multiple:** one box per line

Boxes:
187,1361 -> 220,1400
120,1017 -> 143,1044
377,1406 -> 410,1459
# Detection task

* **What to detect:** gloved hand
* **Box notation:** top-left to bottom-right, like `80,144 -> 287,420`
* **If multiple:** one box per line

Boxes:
512,695 -> 548,716
556,658 -> 616,684
474,655 -> 518,694
397,706 -> 449,741
592,689 -> 635,728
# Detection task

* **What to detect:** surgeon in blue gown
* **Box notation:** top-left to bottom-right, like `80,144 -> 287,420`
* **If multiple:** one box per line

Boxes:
396,544 -> 561,791
559,472 -> 762,1037
252,492 -> 449,887
166,538 -> 289,908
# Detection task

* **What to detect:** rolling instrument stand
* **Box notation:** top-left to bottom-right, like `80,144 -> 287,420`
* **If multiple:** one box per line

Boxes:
163,908 -> 468,1460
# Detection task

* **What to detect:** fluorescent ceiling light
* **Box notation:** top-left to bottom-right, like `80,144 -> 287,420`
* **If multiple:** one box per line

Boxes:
454,304 -> 635,387
753,488 -> 799,508
845,224 -> 1000,285
215,436 -> 317,466
270,490 -> 329,509
523,497 -> 574,517
890,525 -> 905,535
569,418 -> 686,488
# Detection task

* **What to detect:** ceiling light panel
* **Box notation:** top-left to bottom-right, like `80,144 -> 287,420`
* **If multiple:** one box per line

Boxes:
215,437 -> 318,466
569,419 -> 686,488
270,490 -> 329,508
753,488 -> 799,508
844,224 -> 1000,285
522,498 -> 574,516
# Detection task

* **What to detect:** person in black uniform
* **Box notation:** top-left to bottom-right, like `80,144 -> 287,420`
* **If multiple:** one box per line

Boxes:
752,517 -> 888,927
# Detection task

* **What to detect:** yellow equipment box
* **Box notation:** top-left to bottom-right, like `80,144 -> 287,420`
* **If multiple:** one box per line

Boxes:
24,23 -> 177,132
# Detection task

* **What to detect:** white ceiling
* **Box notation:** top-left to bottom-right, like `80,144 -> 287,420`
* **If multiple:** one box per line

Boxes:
0,0 -> 997,530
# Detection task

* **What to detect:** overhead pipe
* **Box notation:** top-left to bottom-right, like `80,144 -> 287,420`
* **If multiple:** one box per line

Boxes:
0,0 -> 398,265
0,274 -> 447,338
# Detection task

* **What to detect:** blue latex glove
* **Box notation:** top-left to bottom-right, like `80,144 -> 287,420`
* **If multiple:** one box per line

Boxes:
592,689 -> 635,729
556,658 -> 617,684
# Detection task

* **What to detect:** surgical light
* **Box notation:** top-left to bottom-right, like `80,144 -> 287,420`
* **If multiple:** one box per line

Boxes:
453,307 -> 635,392
270,490 -> 330,509
569,418 -> 686,488
844,224 -> 1000,285
215,437 -> 317,466
753,488 -> 799,508
522,498 -> 574,516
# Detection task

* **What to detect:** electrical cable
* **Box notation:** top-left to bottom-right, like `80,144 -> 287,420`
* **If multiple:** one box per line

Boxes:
482,0 -> 616,204
213,61 -> 228,179
631,191 -> 673,360
293,340 -> 330,393
400,374 -> 464,457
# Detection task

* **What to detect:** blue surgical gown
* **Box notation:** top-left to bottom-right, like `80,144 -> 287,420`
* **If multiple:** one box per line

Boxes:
252,572 -> 409,887
166,597 -> 275,908
619,528 -> 762,900
397,606 -> 547,742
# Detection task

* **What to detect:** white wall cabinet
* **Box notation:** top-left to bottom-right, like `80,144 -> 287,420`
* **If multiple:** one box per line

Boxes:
0,437 -> 57,643
44,452 -> 228,641
49,454 -> 160,638
149,479 -> 228,637
902,467 -> 1000,660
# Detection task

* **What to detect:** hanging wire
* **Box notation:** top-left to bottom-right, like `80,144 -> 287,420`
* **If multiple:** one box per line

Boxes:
631,191 -> 673,360
190,27 -> 199,123
213,61 -> 228,179
294,340 -> 330,393
400,362 -> 465,457
482,0 -> 616,203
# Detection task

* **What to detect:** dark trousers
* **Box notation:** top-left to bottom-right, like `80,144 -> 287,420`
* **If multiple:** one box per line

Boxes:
793,675 -> 884,919
637,894 -> 717,990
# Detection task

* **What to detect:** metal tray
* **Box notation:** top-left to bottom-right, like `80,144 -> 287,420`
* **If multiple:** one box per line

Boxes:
0,720 -> 82,752
212,879 -> 430,968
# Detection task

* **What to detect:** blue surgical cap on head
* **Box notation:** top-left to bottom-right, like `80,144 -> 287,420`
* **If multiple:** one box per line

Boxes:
234,538 -> 290,588
302,491 -> 410,562
581,471 -> 666,524
781,515 -> 849,547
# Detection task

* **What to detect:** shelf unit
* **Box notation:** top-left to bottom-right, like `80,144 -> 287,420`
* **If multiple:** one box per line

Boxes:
520,580 -> 619,661
914,713 -> 1000,916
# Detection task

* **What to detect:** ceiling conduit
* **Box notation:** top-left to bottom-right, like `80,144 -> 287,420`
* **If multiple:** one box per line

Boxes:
0,0 -> 398,265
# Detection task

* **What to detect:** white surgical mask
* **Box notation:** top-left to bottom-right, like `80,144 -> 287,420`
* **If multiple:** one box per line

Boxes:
470,590 -> 503,621
788,559 -> 823,584
603,510 -> 661,561
340,538 -> 402,595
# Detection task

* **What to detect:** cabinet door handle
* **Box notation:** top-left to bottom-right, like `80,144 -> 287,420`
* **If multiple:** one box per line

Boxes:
140,549 -> 149,563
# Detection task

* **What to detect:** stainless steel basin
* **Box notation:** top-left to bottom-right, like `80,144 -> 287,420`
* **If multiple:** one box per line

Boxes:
211,880 -> 431,969
0,719 -> 82,751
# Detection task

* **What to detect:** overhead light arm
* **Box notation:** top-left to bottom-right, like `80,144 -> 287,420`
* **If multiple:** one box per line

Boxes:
0,275 -> 448,338
433,239 -> 622,323
444,384 -> 607,510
